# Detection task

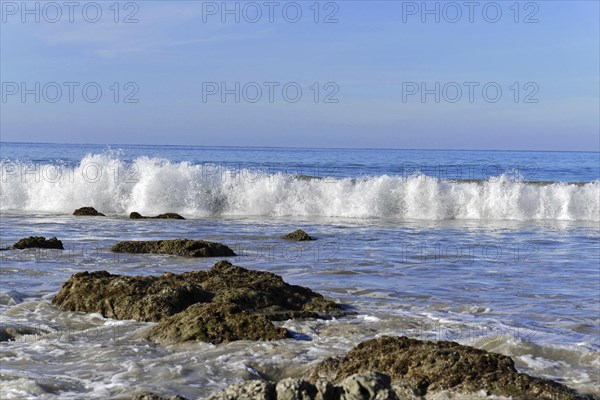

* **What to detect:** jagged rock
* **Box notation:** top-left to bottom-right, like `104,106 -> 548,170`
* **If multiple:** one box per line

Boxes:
275,378 -> 320,400
111,239 -> 235,257
306,336 -> 595,400
338,373 -> 398,400
206,373 -> 395,400
51,271 -> 213,322
131,393 -> 188,400
73,207 -> 105,216
129,212 -> 185,220
53,261 -> 342,344
182,261 -> 342,320
207,380 -> 275,400
282,229 -> 313,241
11,236 -> 64,250
313,379 -> 336,400
148,303 -> 289,344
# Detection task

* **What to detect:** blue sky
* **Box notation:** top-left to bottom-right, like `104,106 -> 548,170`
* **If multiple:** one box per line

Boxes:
1,0 -> 599,150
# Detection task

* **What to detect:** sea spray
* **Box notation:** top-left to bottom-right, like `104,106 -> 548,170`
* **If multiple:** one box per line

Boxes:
1,153 -> 598,221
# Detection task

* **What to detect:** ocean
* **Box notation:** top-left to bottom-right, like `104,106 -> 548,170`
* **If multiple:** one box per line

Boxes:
0,142 -> 599,399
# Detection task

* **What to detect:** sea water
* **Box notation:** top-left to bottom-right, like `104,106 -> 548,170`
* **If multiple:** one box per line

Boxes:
0,142 -> 598,399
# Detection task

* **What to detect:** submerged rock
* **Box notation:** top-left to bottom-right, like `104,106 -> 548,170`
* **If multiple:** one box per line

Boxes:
131,393 -> 188,400
129,212 -> 185,220
53,261 -> 342,344
306,336 -> 595,400
10,236 -> 64,250
148,303 -> 289,344
0,324 -> 46,342
73,207 -> 105,216
282,229 -> 313,241
111,239 -> 235,257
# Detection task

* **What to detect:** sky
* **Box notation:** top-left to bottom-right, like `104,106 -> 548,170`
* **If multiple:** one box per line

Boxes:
0,0 -> 599,151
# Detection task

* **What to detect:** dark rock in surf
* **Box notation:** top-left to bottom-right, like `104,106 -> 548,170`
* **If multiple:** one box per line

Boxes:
11,236 -> 64,250
282,229 -> 313,241
111,239 -> 235,257
183,261 -> 342,320
53,261 -> 342,343
131,393 -> 188,400
306,336 -> 595,400
129,212 -> 185,220
52,270 -> 213,322
73,207 -> 105,216
0,329 -> 14,342
148,303 -> 289,344
154,213 -> 185,219
0,323 -> 47,342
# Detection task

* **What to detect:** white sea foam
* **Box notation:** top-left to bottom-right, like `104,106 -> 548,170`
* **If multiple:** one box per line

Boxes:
1,153 -> 598,221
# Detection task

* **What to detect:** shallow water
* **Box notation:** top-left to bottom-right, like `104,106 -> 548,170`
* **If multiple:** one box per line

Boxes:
1,144 -> 599,399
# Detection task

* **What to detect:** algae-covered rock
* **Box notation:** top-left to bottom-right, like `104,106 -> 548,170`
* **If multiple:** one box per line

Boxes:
53,261 -> 342,344
182,261 -> 342,319
306,336 -> 594,400
129,212 -> 185,220
73,207 -> 105,216
282,230 -> 313,241
131,393 -> 188,400
111,239 -> 235,257
148,303 -> 289,344
52,271 -> 213,322
11,236 -> 64,250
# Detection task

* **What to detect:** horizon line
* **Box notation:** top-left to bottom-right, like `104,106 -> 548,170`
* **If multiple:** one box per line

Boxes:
1,141 -> 599,154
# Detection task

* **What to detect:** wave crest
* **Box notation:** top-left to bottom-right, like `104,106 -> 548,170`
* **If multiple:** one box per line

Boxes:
1,153 -> 598,221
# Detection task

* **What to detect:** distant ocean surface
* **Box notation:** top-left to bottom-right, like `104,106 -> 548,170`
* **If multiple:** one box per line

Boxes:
1,142 -> 599,399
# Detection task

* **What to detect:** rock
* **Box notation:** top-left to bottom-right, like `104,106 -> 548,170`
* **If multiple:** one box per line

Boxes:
148,303 -> 289,345
207,380 -> 275,400
0,324 -> 46,342
205,374 -> 395,400
275,378 -> 322,400
11,236 -> 64,250
73,207 -> 105,216
282,229 -> 313,241
131,393 -> 188,400
52,270 -> 213,322
153,213 -> 185,219
111,239 -> 235,257
53,261 -> 342,344
306,336 -> 594,400
129,212 -> 185,220
129,212 -> 145,219
338,373 -> 398,400
313,379 -> 336,400
182,261 -> 342,319
0,328 -> 15,342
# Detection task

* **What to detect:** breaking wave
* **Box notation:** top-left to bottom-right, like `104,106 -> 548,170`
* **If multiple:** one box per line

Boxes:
1,153 -> 598,221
